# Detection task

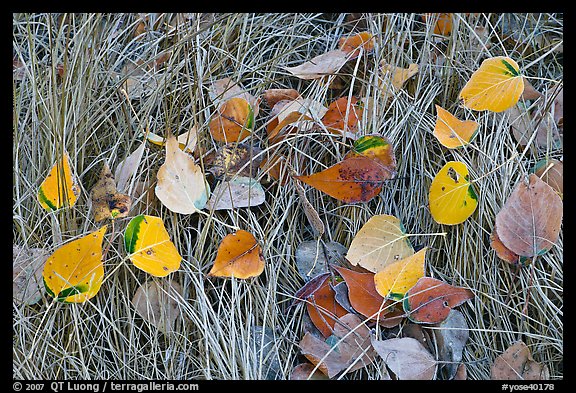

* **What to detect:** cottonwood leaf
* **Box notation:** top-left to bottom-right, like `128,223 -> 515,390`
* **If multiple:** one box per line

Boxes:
322,96 -> 363,136
37,151 -> 80,212
459,56 -> 524,112
91,162 -> 131,222
43,226 -> 107,303
132,279 -> 183,334
208,77 -> 260,117
13,245 -> 48,305
379,62 -> 419,94
433,309 -> 469,380
155,132 -> 209,214
124,215 -> 182,277
283,50 -> 349,80
429,161 -> 478,225
423,13 -> 453,35
346,214 -> 415,273
209,97 -> 254,143
338,31 -> 375,58
289,363 -> 329,380
490,227 -> 521,265
304,274 -> 348,338
374,247 -> 427,300
491,341 -> 550,380
495,174 -> 562,257
433,105 -> 479,149
371,337 -> 438,380
262,88 -> 300,108
205,177 -> 265,210
208,230 -> 265,279
209,143 -> 263,179
403,277 -> 474,324
532,158 -> 562,199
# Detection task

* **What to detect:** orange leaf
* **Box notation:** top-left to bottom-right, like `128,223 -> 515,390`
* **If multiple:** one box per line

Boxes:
295,156 -> 393,203
423,13 -> 453,35
322,96 -> 363,135
490,227 -> 521,265
433,105 -> 479,148
305,275 -> 348,338
208,97 -> 254,142
338,31 -> 375,58
208,230 -> 265,279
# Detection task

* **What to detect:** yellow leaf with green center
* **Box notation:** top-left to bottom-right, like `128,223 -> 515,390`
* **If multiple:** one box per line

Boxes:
433,105 -> 479,148
373,247 -> 427,300
37,151 -> 80,212
124,215 -> 181,277
43,226 -> 107,303
429,161 -> 478,225
459,56 -> 524,112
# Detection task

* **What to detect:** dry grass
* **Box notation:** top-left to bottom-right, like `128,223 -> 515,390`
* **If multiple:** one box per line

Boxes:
13,13 -> 563,380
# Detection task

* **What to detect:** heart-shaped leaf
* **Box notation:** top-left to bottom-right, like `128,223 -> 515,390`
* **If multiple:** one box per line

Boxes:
209,97 -> 254,142
37,151 -> 80,212
208,229 -> 265,279
322,96 -> 363,136
132,279 -> 183,334
371,337 -> 438,380
433,105 -> 479,149
373,247 -> 427,300
490,341 -> 550,380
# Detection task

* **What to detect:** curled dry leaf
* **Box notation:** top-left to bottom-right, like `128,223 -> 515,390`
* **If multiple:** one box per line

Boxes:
208,77 -> 260,117
495,174 -> 562,257
124,215 -> 182,277
283,49 -> 349,80
433,105 -> 479,149
532,158 -> 562,199
262,88 -> 300,108
13,245 -> 48,305
295,241 -> 347,280
43,226 -> 107,303
208,230 -> 265,279
115,142 -> 147,193
429,161 -> 478,225
373,247 -> 427,300
37,151 -> 80,212
205,176 -> 266,210
305,274 -> 348,338
403,277 -> 474,324
208,97 -> 254,142
459,56 -> 524,112
91,162 -> 131,221
371,337 -> 438,380
132,279 -> 183,334
491,341 -> 550,380
346,214 -> 415,273
155,132 -> 209,214
299,313 -> 376,378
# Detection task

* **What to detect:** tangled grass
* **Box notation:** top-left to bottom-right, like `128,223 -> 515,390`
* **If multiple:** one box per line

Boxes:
13,13 -> 563,380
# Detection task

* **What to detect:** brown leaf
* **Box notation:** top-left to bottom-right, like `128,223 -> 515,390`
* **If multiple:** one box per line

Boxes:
306,275 -> 348,338
490,227 -> 521,265
491,341 -> 550,380
132,279 -> 183,334
208,230 -> 265,279
533,158 -> 563,199
521,78 -> 542,100
371,337 -> 438,380
209,143 -> 263,179
91,162 -> 131,221
321,96 -> 363,136
262,88 -> 301,108
495,174 -> 563,257
208,97 -> 254,142
283,50 -> 349,80
338,31 -> 375,58
289,363 -> 329,380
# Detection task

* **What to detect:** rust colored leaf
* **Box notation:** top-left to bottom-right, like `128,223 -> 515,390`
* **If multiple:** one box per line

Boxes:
532,158 -> 563,199
423,13 -> 453,35
208,230 -> 265,279
322,96 -> 363,135
338,32 -> 375,58
294,156 -> 394,203
491,341 -> 550,380
263,88 -> 301,108
490,227 -> 520,265
403,277 -> 474,324
495,174 -> 563,257
305,275 -> 348,338
208,97 -> 254,142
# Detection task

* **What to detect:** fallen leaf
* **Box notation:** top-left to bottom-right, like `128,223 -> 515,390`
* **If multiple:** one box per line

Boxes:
132,279 -> 183,334
508,103 -> 562,149
305,274 -> 348,338
433,105 -> 479,148
262,88 -> 300,108
490,227 -> 521,265
43,226 -> 107,303
403,277 -> 474,324
491,341 -> 550,380
322,96 -> 363,135
115,142 -> 147,193
338,31 -> 375,58
294,155 -> 394,203
459,56 -> 524,112
13,245 -> 48,305
155,132 -> 209,214
299,313 -> 376,378
208,230 -> 265,279
521,78 -> 542,100
90,162 -> 131,221
289,363 -> 329,380
332,281 -> 356,314
267,97 -> 327,142
124,215 -> 182,277
346,214 -> 415,273
433,309 -> 469,380
291,272 -> 331,309
532,158 -> 562,199
423,13 -> 453,36
371,337 -> 438,380
209,143 -> 263,179
205,176 -> 266,210
283,50 -> 349,80
495,174 -> 562,257
146,127 -> 199,154
37,151 -> 80,212
454,363 -> 467,380
345,135 -> 397,173
379,62 -> 419,94
373,247 -> 427,300
295,241 -> 347,280
429,161 -> 478,225
208,77 -> 260,117
208,97 -> 254,142
293,177 -> 325,236
259,154 -> 289,186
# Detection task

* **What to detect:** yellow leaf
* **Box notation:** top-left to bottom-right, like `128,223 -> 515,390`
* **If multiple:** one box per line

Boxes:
433,105 -> 479,148
43,226 -> 107,303
346,214 -> 415,273
429,161 -> 478,225
146,126 -> 198,153
37,151 -> 80,212
124,215 -> 182,277
90,162 -> 131,221
380,62 -> 419,93
459,56 -> 524,112
155,132 -> 209,214
208,230 -> 265,279
374,247 -> 427,300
